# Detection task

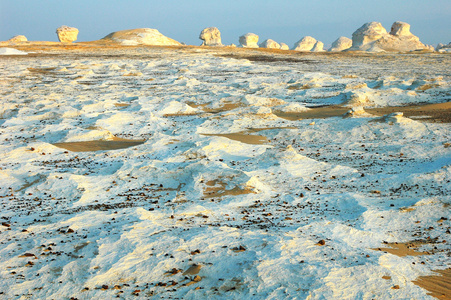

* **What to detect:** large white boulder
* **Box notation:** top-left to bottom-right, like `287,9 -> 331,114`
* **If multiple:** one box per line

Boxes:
259,39 -> 280,49
239,33 -> 259,48
56,26 -> 79,43
7,35 -> 27,43
350,21 -> 432,52
102,28 -> 181,46
292,36 -> 318,51
329,36 -> 352,52
199,27 -> 222,46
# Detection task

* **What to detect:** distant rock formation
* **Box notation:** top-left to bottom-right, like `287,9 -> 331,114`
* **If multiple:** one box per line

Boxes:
349,21 -> 432,52
293,36 -> 317,51
199,27 -> 222,46
293,36 -> 324,52
259,39 -> 280,49
280,43 -> 290,50
102,28 -> 181,46
436,42 -> 451,53
239,33 -> 259,48
7,35 -> 27,43
329,36 -> 352,52
56,26 -> 79,43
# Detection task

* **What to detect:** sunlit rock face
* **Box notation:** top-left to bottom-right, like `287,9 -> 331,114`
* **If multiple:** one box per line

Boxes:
56,26 -> 79,43
101,28 -> 181,46
239,33 -> 259,48
293,36 -> 323,51
259,39 -> 280,49
280,43 -> 290,50
7,35 -> 28,43
199,27 -> 223,46
436,42 -> 451,52
350,21 -> 433,52
329,36 -> 352,52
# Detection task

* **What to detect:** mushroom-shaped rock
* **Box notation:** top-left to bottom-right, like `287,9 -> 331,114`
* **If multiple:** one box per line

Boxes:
329,36 -> 352,52
101,28 -> 180,46
56,26 -> 79,43
7,35 -> 27,43
311,41 -> 324,52
199,27 -> 222,46
351,22 -> 388,48
259,39 -> 280,49
280,43 -> 290,50
239,33 -> 259,48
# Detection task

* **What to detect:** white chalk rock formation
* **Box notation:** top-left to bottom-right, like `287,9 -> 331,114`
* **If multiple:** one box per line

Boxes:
199,27 -> 222,46
311,41 -> 324,52
350,21 -> 432,52
280,43 -> 290,50
56,26 -> 79,43
0,48 -> 28,55
329,36 -> 352,52
239,33 -> 259,48
259,39 -> 280,49
436,42 -> 451,53
7,35 -> 27,43
293,36 -> 323,51
102,28 -> 180,46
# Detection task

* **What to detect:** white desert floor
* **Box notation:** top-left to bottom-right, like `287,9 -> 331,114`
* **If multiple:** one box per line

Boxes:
0,46 -> 450,299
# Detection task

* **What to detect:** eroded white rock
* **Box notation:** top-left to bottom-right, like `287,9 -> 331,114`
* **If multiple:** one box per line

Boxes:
56,26 -> 79,43
311,41 -> 324,52
259,39 -> 280,49
199,27 -> 222,47
239,33 -> 259,48
7,35 -> 27,43
293,36 -> 318,51
280,43 -> 290,50
329,36 -> 352,52
102,28 -> 181,46
350,21 -> 432,52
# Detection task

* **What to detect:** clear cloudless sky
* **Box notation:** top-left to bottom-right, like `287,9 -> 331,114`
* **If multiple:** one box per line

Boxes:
0,0 -> 450,47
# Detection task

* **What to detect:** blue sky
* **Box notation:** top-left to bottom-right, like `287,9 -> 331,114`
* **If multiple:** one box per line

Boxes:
0,0 -> 450,46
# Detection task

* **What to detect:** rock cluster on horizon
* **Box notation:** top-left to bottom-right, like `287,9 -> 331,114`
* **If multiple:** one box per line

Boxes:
199,27 -> 222,46
239,33 -> 259,48
436,42 -> 451,53
293,36 -> 324,52
349,21 -> 433,52
101,28 -> 181,46
7,35 -> 27,43
56,26 -> 79,43
329,36 -> 352,52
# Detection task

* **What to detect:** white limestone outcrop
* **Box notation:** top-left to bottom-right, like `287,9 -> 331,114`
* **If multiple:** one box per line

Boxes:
293,36 -> 317,51
239,33 -> 259,48
349,21 -> 432,52
280,43 -> 290,50
7,35 -> 27,43
292,36 -> 324,52
56,26 -> 79,43
102,28 -> 181,46
259,39 -> 280,49
436,42 -> 451,52
329,36 -> 352,52
199,27 -> 222,46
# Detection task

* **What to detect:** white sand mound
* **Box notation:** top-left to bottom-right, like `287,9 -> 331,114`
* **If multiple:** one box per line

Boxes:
102,28 -> 181,46
0,47 -> 28,55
